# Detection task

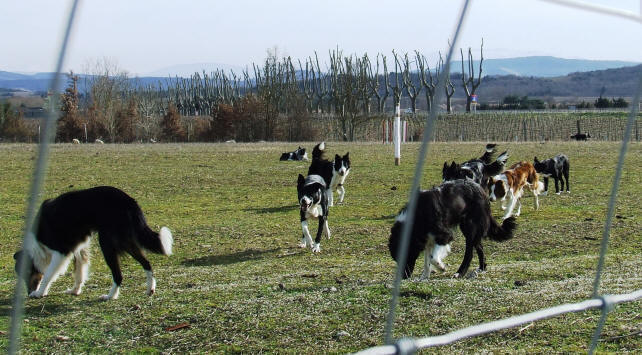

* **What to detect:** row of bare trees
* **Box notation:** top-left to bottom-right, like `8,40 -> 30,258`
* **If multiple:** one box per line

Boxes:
51,43 -> 484,143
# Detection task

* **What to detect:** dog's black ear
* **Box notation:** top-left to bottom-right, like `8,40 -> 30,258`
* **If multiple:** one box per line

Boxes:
335,154 -> 341,160
344,152 -> 349,158
297,174 -> 305,186
451,161 -> 457,168
443,161 -> 448,169
534,156 -> 539,163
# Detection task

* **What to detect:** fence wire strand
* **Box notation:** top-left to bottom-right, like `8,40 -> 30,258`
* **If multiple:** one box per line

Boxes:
8,0 -> 81,354
383,0 -> 472,345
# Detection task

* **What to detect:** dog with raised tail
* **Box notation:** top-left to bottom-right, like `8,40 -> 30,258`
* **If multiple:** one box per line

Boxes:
308,142 -> 351,206
388,179 -> 517,279
442,143 -> 508,191
14,186 -> 173,301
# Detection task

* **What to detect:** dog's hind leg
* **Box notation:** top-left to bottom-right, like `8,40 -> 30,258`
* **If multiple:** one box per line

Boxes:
454,223 -> 479,278
128,247 -> 156,296
98,237 -> 122,300
29,251 -> 72,298
66,241 -> 91,296
474,243 -> 486,272
327,189 -> 334,207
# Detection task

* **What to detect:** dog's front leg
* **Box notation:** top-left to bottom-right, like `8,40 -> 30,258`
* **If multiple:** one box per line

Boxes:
327,189 -> 334,207
30,252 -> 71,298
311,217 -> 324,253
502,192 -> 517,220
301,221 -> 315,249
337,184 -> 345,204
420,237 -> 435,280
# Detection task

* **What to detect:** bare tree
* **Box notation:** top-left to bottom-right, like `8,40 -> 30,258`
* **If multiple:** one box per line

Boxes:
389,50 -> 405,108
401,53 -> 421,113
367,54 -> 389,113
416,51 -> 440,112
83,57 -> 130,142
461,38 -> 484,112
442,53 -> 455,113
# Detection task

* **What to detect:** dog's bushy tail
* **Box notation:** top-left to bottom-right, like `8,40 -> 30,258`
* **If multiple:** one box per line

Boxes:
483,151 -> 509,177
479,143 -> 497,164
312,142 -> 325,160
487,216 -> 517,242
133,210 -> 173,255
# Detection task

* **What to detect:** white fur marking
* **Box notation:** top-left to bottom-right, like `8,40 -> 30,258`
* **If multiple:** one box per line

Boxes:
312,243 -> 321,253
100,281 -> 120,300
324,220 -> 331,239
146,270 -> 156,296
301,221 -> 314,248
159,227 -> 173,255
430,243 -> 451,271
30,251 -> 72,298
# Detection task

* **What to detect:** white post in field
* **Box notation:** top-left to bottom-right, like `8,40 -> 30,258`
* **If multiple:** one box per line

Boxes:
394,103 -> 401,165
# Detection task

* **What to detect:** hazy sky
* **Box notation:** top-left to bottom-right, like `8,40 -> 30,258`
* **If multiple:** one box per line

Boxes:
1,0 -> 640,76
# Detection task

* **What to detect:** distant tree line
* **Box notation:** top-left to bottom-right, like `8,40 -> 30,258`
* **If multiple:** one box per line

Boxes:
1,42 -> 632,143
50,44 -> 485,143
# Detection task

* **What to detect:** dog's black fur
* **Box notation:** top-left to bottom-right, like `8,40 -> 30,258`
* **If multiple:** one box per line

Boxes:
280,146 -> 307,161
308,142 -> 334,186
307,142 -> 351,206
442,144 -> 508,189
534,154 -> 570,194
14,186 -> 172,299
388,179 -> 517,279
570,133 -> 591,141
297,174 -> 330,252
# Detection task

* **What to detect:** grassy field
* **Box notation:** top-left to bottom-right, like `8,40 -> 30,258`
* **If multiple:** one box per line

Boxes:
0,141 -> 640,353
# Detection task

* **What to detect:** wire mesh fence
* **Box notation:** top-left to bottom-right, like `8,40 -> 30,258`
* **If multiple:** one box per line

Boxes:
7,0 -> 642,354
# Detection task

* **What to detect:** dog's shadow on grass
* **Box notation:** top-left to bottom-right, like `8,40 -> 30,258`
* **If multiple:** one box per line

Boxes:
243,204 -> 298,214
0,296 -> 104,318
371,214 -> 397,221
182,247 -> 284,267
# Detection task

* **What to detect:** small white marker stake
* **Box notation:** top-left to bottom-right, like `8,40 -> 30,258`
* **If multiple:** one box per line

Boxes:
394,104 -> 401,165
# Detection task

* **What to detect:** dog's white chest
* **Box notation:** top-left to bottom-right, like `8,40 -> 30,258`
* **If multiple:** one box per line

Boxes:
305,204 -> 323,219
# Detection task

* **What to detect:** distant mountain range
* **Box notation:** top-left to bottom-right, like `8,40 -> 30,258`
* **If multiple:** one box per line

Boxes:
451,56 -> 638,77
1,56 -> 640,100
144,62 -> 246,78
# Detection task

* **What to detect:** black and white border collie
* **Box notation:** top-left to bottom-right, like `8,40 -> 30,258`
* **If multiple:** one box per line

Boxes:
297,174 -> 330,253
388,179 -> 517,279
14,186 -> 173,300
280,146 -> 308,161
533,154 -> 570,195
570,133 -> 591,141
307,142 -> 351,206
442,143 -> 509,189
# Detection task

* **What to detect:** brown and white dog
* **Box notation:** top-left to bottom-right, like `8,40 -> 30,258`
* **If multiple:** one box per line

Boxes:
488,161 -> 544,220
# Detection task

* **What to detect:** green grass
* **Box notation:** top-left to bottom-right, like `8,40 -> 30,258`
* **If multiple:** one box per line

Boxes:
0,141 -> 640,353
